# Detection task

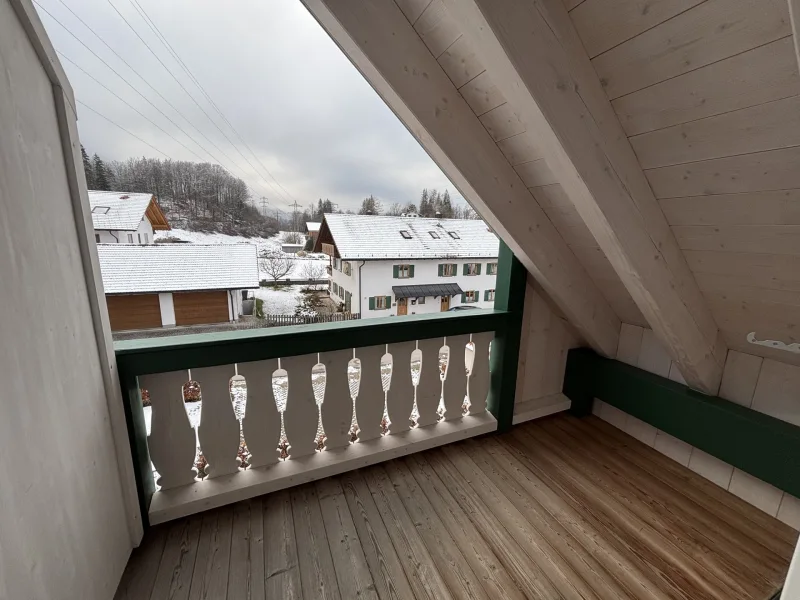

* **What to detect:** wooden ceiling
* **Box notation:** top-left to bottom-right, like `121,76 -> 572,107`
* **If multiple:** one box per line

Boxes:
302,0 -> 800,386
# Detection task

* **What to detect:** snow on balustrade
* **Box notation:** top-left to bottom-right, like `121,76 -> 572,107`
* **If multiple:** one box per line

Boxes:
139,332 -> 494,520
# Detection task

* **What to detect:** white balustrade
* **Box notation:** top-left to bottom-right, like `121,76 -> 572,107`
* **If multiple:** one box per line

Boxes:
140,332 -> 496,523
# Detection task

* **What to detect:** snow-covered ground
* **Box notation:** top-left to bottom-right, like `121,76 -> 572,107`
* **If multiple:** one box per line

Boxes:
252,285 -> 306,315
155,228 -> 329,281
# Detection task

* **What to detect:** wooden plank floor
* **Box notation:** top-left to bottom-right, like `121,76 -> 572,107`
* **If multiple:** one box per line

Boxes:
115,414 -> 797,600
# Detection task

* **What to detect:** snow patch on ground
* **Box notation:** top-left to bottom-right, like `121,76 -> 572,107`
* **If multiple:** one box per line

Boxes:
253,285 -> 306,315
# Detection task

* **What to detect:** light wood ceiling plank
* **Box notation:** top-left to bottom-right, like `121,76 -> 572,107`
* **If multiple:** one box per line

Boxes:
302,0 -> 621,356
631,95 -> 800,169
611,37 -> 799,136
444,0 -> 727,392
414,0 -> 461,58
478,102 -> 526,141
660,190 -> 800,226
592,0 -> 790,100
437,34 -> 485,88
673,225 -> 800,255
684,250 -> 800,291
458,71 -> 505,115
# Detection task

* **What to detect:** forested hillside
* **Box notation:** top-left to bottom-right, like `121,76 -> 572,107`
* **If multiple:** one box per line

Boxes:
81,147 -> 278,237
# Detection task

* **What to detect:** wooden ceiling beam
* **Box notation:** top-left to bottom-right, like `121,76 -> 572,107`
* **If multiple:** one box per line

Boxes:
301,0 -> 621,357
442,0 -> 726,393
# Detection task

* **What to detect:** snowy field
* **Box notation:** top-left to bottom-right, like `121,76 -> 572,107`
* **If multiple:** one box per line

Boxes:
252,285 -> 306,315
154,228 -> 329,282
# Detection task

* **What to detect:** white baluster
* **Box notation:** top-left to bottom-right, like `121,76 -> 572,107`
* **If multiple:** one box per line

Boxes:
355,345 -> 385,442
282,354 -> 319,459
237,360 -> 280,469
193,365 -> 240,478
468,332 -> 494,415
437,340 -> 451,421
380,349 -> 393,435
320,349 -> 353,451
415,338 -> 442,428
139,370 -> 196,490
443,334 -> 471,420
409,345 -> 423,428
347,353 -> 362,441
311,359 -> 327,451
387,341 -> 415,434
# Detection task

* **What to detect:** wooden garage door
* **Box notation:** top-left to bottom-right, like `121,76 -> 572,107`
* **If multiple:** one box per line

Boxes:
106,294 -> 162,331
173,291 -> 229,326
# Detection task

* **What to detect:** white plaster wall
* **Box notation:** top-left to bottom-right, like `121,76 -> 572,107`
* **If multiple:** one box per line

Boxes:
595,323 -> 800,530
96,229 -> 118,243
136,218 -> 153,244
331,258 -> 498,318
0,3 -> 131,597
158,292 -> 175,326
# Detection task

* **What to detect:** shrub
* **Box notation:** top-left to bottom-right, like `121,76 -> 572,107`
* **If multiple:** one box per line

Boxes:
255,298 -> 265,319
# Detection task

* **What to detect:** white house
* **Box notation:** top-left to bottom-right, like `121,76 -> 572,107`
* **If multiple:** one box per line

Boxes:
314,214 -> 499,318
97,244 -> 259,331
89,190 -> 170,244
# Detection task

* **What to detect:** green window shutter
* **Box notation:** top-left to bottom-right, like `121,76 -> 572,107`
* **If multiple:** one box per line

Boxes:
452,263 -> 457,276
438,264 -> 443,276
409,265 -> 415,278
477,264 -> 482,275
463,263 -> 468,276
484,289 -> 489,301
385,296 -> 391,308
461,292 -> 466,303
369,297 -> 375,311
393,265 -> 399,278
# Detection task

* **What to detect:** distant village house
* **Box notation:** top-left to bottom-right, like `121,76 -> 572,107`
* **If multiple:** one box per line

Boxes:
89,190 -> 170,244
315,214 -> 499,318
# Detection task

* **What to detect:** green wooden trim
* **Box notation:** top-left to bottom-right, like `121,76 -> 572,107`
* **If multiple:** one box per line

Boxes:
393,265 -> 399,278
409,264 -> 415,278
118,367 -> 154,525
115,309 -> 509,376
487,241 -> 527,433
563,348 -> 800,498
476,263 -> 482,275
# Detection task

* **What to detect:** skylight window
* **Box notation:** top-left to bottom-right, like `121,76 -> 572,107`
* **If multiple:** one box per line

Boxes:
92,206 -> 110,214
429,231 -> 440,239
448,231 -> 460,239
400,230 -> 412,239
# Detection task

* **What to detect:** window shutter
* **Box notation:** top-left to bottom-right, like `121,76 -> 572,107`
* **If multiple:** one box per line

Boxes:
393,265 -> 399,278
438,264 -> 443,276
484,290 -> 489,301
369,297 -> 375,311
477,263 -> 482,275
409,265 -> 415,278
463,263 -> 468,276
451,263 -> 457,276
385,296 -> 391,308
461,292 -> 466,303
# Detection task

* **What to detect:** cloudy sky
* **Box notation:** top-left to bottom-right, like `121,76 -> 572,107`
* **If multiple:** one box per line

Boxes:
35,0 -> 462,214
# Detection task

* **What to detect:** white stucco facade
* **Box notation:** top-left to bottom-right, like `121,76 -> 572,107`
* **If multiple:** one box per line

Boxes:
329,257 -> 498,318
94,217 -> 154,244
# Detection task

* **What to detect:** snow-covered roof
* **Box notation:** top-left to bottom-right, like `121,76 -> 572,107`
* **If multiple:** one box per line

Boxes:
305,222 -> 321,232
97,244 -> 260,294
88,191 -> 154,231
322,214 -> 499,260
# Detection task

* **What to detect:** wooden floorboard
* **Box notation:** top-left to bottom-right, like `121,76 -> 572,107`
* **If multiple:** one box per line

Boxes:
118,414 -> 796,599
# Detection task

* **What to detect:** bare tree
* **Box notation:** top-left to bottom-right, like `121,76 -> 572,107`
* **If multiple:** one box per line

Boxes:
259,248 -> 293,281
386,202 -> 404,216
301,261 -> 327,290
281,231 -> 304,244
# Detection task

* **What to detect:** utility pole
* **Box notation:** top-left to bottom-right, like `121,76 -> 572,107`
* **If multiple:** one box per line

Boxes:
289,199 -> 301,233
260,197 -> 268,216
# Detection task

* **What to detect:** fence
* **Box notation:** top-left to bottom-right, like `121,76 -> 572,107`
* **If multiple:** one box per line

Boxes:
261,313 -> 360,326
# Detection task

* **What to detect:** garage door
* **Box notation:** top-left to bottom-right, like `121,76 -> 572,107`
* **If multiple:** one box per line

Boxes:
173,291 -> 229,326
106,294 -> 162,331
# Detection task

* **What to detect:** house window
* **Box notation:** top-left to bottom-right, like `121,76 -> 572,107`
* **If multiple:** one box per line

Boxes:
370,296 -> 390,310
91,206 -> 110,214
95,234 -> 100,243
417,296 -> 425,304
464,263 -> 481,276
438,263 -> 456,277
144,233 -> 149,243
393,264 -> 414,279
429,231 -> 440,239
448,231 -> 460,239
399,230 -> 412,239
463,290 -> 479,303
335,258 -> 342,271
343,261 -> 351,276
138,234 -> 142,244
485,289 -> 495,302
487,262 -> 498,275
127,233 -> 134,243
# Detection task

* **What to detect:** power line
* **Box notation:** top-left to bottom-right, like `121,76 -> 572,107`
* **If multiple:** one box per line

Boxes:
77,100 -> 171,158
106,0 -> 296,208
38,0 -> 277,201
127,0 -> 300,207
58,51 -> 205,162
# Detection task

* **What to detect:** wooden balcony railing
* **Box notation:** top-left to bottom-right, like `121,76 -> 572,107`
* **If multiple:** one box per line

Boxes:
115,243 -> 526,526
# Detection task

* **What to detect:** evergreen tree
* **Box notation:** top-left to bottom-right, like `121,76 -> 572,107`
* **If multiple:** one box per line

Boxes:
93,154 -> 111,190
440,190 -> 453,218
81,145 -> 95,189
404,202 -> 417,214
419,188 -> 431,217
358,195 -> 382,215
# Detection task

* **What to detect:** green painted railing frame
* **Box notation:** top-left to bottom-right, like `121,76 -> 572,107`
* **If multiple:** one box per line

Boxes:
115,241 -> 527,525
563,348 -> 800,499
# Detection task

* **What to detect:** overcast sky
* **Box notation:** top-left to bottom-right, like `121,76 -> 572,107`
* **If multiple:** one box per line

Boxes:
35,0 -> 462,214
